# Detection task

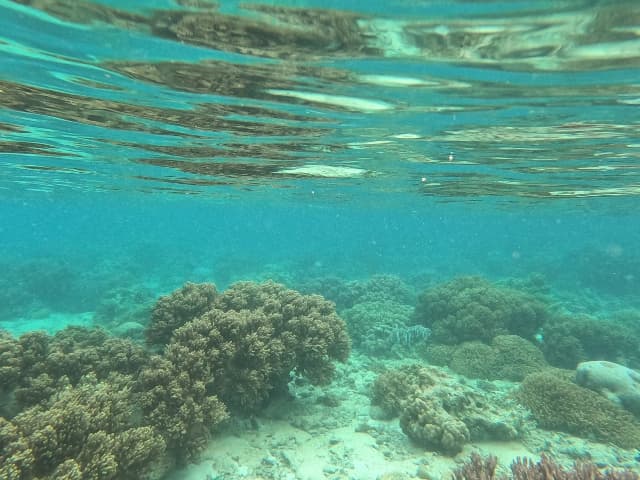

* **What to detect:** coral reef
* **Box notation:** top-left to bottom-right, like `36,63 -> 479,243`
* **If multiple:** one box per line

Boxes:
517,370 -> 640,449
540,315 -> 640,369
371,365 -> 527,455
93,286 -> 155,338
145,282 -> 217,347
1,327 -> 150,413
413,276 -> 549,344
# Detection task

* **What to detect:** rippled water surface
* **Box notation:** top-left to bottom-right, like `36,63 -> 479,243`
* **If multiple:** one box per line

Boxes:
2,2 -> 640,479
2,0 -> 638,202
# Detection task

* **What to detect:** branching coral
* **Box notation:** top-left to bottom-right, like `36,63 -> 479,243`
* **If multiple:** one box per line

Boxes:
165,280 -> 350,411
136,355 -> 228,465
2,279 -> 351,474
413,276 -> 549,344
1,326 -> 150,412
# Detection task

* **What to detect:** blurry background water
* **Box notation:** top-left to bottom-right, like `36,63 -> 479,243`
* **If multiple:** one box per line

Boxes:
1,0 -> 638,332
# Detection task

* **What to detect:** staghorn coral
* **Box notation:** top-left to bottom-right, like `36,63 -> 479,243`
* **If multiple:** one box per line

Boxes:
413,276 -> 549,344
517,370 -> 640,449
371,365 -> 527,455
145,282 -> 217,347
452,451 -> 499,480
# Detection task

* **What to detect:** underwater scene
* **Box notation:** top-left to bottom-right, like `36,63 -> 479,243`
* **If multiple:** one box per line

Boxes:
1,0 -> 640,479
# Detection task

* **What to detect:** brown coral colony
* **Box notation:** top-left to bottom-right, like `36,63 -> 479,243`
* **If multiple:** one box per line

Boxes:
0,280 -> 350,479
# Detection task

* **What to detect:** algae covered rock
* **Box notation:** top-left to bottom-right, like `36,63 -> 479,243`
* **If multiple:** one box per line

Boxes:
576,360 -> 640,416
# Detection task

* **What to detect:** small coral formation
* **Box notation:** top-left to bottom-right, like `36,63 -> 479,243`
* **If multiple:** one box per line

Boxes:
413,276 -> 549,344
517,370 -> 640,449
446,335 -> 547,381
371,365 -> 527,454
453,452 -> 639,480
145,282 -> 217,346
349,274 -> 417,305
399,394 -> 471,454
540,315 -> 640,369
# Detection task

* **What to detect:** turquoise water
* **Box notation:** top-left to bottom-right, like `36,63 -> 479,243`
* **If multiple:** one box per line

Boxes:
1,1 -> 640,479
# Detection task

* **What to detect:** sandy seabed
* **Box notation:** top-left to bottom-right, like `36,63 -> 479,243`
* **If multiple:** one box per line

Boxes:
167,354 -> 640,480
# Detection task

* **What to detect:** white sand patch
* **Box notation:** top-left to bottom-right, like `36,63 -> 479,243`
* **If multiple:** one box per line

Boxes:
164,356 -> 640,479
276,164 -> 370,178
265,89 -> 394,112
